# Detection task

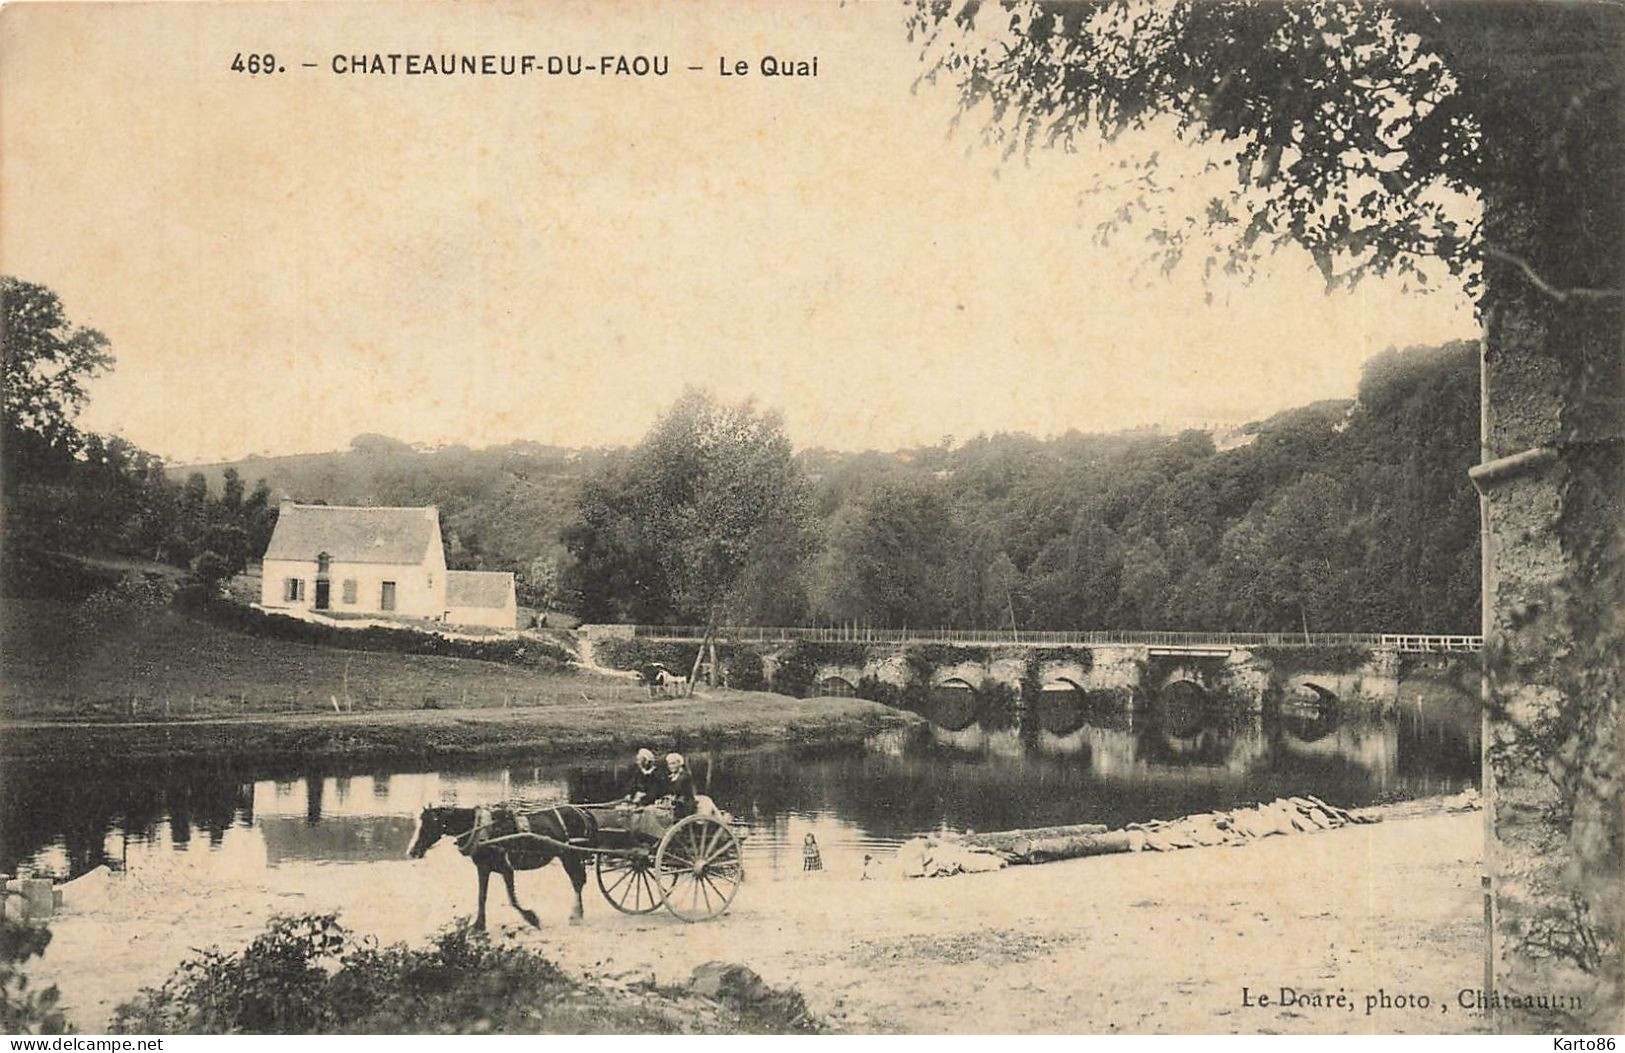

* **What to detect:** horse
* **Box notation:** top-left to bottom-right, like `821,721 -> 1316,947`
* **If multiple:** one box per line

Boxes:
649,663 -> 690,697
407,804 -> 593,931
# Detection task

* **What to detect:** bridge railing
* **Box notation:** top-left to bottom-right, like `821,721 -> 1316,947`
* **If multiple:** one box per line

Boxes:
615,625 -> 1483,652
1377,634 -> 1485,653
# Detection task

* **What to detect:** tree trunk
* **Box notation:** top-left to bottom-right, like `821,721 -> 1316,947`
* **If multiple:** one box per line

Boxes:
1004,831 -> 1136,864
959,823 -> 1108,854
687,627 -> 709,697
1474,90 -> 1625,1028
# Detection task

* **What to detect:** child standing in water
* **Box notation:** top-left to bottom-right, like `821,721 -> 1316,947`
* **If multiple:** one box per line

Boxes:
802,832 -> 823,872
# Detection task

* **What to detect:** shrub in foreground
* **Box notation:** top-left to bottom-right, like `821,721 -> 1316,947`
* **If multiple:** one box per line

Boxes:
110,914 -> 819,1035
1,918 -> 67,1035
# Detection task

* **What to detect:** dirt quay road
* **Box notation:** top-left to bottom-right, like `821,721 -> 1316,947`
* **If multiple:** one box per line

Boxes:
34,808 -> 1485,1034
512,810 -> 1488,1034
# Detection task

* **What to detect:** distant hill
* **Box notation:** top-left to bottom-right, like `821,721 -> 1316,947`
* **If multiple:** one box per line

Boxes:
178,340 -> 1478,634
182,439 -> 607,578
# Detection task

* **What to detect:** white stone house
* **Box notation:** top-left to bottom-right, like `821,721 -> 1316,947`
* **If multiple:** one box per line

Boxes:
261,503 -> 449,619
259,503 -> 519,629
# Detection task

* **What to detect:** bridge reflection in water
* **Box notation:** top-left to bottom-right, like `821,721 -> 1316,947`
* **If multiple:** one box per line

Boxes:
2,682 -> 1480,885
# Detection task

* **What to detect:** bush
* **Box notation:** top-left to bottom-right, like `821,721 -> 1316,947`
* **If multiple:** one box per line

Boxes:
770,643 -> 819,698
795,642 -> 867,666
171,577 -> 217,611
1,919 -> 66,1035
1038,646 -> 1095,673
1251,644 -> 1370,674
597,638 -> 779,693
111,914 -> 581,1034
592,637 -> 695,673
0,548 -> 123,602
110,914 -> 817,1034
975,679 -> 1020,730
190,551 -> 233,589
908,644 -> 991,667
854,674 -> 900,707
723,649 -> 766,691
184,599 -> 575,672
71,575 -> 172,635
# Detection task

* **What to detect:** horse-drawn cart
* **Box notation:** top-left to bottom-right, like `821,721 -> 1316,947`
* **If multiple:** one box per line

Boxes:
585,805 -> 744,921
411,800 -> 745,925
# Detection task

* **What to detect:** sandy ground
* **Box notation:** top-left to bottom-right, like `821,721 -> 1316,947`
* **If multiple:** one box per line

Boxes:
29,810 -> 1485,1034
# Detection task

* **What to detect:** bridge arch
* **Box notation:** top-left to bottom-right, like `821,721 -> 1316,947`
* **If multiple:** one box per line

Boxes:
1291,680 -> 1340,705
1279,681 -> 1342,741
818,675 -> 857,698
927,676 -> 980,731
1034,678 -> 1089,736
1150,678 -> 1212,739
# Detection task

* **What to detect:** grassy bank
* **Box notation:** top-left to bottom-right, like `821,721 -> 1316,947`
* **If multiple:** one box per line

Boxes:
1,694 -> 915,766
0,599 -> 915,765
1,599 -> 603,720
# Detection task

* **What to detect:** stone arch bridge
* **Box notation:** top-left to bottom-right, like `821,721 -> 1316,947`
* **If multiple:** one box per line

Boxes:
580,626 -> 1481,715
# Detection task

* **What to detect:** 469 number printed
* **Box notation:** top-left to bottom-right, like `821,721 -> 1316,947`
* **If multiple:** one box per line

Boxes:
230,53 -> 283,75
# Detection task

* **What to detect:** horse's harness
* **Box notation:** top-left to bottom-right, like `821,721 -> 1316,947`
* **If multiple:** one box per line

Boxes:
453,804 -> 596,859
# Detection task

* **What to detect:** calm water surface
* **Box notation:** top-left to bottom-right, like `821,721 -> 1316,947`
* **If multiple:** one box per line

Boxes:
2,695 -> 1480,885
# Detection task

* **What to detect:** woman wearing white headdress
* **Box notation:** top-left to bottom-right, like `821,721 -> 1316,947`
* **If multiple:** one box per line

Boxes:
665,752 -> 697,819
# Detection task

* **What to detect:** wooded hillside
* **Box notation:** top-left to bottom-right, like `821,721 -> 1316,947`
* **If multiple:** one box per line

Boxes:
7,269 -> 1477,634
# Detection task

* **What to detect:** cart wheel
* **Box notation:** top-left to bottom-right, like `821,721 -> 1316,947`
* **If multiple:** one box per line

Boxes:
596,847 -> 665,915
655,815 -> 743,922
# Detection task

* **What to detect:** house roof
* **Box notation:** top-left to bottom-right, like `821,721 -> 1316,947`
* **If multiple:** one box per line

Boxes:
263,504 -> 438,565
446,570 -> 515,609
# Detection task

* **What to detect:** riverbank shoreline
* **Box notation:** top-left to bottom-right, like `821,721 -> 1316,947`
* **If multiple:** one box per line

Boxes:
0,694 -> 919,767
28,799 -> 1487,1033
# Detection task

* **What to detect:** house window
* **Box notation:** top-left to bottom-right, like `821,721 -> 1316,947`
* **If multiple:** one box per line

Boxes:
342,579 -> 357,605
283,578 -> 305,602
427,572 -> 434,589
316,552 -> 332,576
380,581 -> 397,611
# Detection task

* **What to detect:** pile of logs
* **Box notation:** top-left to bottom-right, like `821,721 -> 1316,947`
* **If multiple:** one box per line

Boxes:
894,793 -> 1474,878
1126,795 -> 1374,853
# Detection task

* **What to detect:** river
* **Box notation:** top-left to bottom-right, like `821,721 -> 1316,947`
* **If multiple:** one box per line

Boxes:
2,692 -> 1479,886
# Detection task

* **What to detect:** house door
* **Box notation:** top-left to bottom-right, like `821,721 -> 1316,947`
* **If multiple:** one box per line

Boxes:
314,579 -> 330,610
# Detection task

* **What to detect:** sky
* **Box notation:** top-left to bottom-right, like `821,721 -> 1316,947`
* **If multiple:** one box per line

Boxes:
0,1 -> 1478,465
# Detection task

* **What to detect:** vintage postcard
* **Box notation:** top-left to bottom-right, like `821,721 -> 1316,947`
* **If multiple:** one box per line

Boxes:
1,0 -> 1620,1039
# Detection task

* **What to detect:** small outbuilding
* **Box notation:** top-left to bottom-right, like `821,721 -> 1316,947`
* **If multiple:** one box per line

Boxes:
444,569 -> 519,630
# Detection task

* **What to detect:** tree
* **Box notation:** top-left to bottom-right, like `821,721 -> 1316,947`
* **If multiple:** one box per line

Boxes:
1025,508 -> 1123,629
1,276 -> 114,470
518,553 -> 562,611
910,0 -> 1622,1026
220,467 -> 245,512
810,480 -> 957,628
561,459 -> 672,624
910,2 -> 1618,300
647,391 -> 811,623
562,390 -> 812,628
1115,536 -> 1169,630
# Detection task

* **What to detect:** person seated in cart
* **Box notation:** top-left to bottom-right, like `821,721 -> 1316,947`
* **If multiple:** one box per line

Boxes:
665,752 -> 697,820
624,747 -> 667,805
